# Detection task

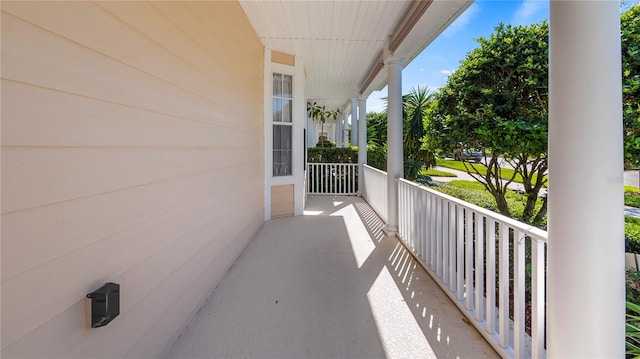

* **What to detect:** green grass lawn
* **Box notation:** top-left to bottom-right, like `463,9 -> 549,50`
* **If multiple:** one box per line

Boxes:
421,168 -> 457,177
627,186 -> 640,208
427,179 -> 640,242
626,216 -> 640,252
430,180 -> 546,227
627,194 -> 640,208
436,158 -> 548,187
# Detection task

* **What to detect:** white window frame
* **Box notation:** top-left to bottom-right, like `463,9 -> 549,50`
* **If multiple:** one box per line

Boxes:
272,72 -> 294,177
264,50 -> 305,220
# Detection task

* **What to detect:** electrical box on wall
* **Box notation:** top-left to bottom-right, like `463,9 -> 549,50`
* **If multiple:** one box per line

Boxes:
87,282 -> 120,328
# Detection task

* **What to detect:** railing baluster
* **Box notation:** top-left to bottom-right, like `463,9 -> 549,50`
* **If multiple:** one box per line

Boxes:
316,163 -> 319,193
449,203 -> 457,292
437,198 -> 443,279
498,223 -> 510,348
321,163 -> 325,193
421,191 -> 427,261
457,205 -> 465,302
465,209 -> 474,311
333,164 -> 337,194
399,182 -> 405,239
514,229 -> 525,359
442,201 -> 449,285
475,213 -> 484,322
430,194 -> 436,269
422,193 -> 432,267
341,164 -> 343,194
312,164 -> 315,193
532,238 -> 545,359
416,187 -> 420,252
486,219 -> 496,335
344,164 -> 348,194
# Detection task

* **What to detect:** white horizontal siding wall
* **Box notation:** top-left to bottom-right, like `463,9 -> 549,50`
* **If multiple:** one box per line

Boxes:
1,2 -> 264,358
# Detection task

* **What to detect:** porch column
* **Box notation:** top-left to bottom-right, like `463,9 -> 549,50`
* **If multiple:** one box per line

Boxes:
343,121 -> 349,148
336,113 -> 343,147
351,98 -> 358,146
307,116 -> 315,148
358,96 -> 367,195
384,57 -> 403,235
548,2 -> 624,358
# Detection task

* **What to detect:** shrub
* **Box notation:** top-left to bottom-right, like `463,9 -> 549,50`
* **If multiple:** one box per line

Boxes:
367,144 -> 387,171
627,301 -> 640,358
628,217 -> 640,253
626,186 -> 640,194
415,174 -> 437,186
316,140 -> 336,148
627,194 -> 640,208
628,268 -> 640,304
307,147 -> 357,163
306,145 -> 388,171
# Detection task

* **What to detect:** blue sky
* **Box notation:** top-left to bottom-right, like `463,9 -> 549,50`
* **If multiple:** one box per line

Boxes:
366,0 -> 550,113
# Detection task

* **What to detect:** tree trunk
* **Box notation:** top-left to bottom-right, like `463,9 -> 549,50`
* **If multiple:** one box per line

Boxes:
532,195 -> 548,226
522,192 -> 538,222
494,191 -> 511,217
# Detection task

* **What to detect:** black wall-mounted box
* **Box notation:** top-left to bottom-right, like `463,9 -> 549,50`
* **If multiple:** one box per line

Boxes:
87,282 -> 120,328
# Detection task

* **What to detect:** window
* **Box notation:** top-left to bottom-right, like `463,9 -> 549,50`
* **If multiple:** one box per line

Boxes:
273,73 -> 293,176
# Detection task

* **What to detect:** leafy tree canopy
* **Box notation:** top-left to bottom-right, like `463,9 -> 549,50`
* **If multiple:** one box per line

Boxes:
623,4 -> 640,169
366,111 -> 387,147
428,22 -> 549,223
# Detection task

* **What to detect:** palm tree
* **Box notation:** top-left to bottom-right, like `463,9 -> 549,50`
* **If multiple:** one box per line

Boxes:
307,101 -> 340,147
382,86 -> 436,180
403,86 -> 434,159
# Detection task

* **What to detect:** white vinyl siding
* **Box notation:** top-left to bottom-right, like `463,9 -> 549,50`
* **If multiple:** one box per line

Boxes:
1,2 -> 264,358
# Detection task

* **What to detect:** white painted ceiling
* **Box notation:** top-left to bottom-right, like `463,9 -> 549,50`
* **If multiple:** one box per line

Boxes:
239,0 -> 472,112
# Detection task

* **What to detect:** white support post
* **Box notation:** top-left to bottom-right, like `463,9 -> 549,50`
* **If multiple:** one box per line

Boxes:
343,120 -> 349,148
384,57 -> 403,235
307,116 -> 314,148
548,2 -> 624,357
351,98 -> 358,146
336,113 -> 343,148
358,97 -> 367,196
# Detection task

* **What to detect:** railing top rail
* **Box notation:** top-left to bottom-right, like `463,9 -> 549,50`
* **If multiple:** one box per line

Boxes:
307,162 -> 358,166
398,178 -> 548,242
363,164 -> 387,176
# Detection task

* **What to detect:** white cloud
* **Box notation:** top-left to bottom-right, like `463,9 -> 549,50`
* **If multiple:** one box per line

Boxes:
420,68 -> 425,72
512,0 -> 547,26
442,3 -> 480,37
440,69 -> 453,76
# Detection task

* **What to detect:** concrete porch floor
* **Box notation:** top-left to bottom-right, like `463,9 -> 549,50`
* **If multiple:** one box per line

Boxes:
166,195 -> 499,359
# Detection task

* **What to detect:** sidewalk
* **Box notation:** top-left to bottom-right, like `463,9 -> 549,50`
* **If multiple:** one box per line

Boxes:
430,166 -> 532,193
625,170 -> 639,188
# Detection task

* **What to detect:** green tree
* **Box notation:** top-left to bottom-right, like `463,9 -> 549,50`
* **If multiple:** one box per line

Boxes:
403,86 -> 437,180
428,22 -> 549,223
368,87 -> 437,180
622,4 -> 640,169
307,101 -> 340,147
366,111 -> 387,146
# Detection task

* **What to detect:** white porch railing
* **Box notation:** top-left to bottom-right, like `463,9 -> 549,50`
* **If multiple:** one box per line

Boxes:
397,178 -> 548,359
362,165 -> 387,221
307,163 -> 358,195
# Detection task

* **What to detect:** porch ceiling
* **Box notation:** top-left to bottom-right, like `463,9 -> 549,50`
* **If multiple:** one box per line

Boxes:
239,0 -> 473,111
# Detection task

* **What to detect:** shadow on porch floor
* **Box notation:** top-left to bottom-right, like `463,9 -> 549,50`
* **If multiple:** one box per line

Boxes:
166,195 -> 498,358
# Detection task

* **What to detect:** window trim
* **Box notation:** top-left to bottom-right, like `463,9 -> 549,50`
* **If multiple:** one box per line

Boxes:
272,72 -> 293,177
